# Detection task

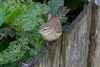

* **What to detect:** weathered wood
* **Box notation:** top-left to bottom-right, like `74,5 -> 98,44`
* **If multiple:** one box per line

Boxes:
32,3 -> 93,67
61,6 -> 91,67
28,1 -> 100,67
87,4 -> 97,67
92,6 -> 100,67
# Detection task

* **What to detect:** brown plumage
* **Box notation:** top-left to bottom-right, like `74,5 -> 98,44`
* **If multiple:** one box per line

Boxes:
39,6 -> 69,41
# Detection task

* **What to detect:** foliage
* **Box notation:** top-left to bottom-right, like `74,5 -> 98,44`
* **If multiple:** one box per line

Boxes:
0,0 -> 49,66
12,2 -> 49,31
48,0 -> 64,15
0,2 -> 6,26
0,37 -> 29,64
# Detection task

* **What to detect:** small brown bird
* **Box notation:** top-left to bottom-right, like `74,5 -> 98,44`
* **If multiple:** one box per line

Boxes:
39,6 -> 70,41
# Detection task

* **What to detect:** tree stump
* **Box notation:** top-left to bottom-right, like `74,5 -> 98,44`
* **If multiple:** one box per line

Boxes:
32,2 -> 100,67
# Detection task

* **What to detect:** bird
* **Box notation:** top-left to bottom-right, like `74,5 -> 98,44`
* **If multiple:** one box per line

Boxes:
38,6 -> 70,41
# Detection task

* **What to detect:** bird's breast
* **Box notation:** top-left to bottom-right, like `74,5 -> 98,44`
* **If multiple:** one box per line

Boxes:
41,32 -> 62,41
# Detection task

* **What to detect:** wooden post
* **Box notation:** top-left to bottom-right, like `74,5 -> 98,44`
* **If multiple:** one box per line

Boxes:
91,2 -> 100,67
32,3 -> 91,67
32,2 -> 100,67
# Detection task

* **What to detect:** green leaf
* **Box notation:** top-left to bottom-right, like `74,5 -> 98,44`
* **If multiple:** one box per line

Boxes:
0,2 -> 6,26
3,0 -> 18,6
0,0 -> 47,65
21,31 -> 44,56
48,0 -> 64,15
0,37 -> 29,64
5,2 -> 26,25
12,2 -> 49,31
19,0 -> 33,3
29,42 -> 43,56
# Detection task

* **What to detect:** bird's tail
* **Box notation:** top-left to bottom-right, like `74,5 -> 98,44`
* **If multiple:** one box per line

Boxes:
57,6 -> 70,18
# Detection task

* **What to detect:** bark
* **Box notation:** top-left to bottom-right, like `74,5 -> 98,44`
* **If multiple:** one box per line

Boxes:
92,5 -> 100,67
32,2 -> 100,67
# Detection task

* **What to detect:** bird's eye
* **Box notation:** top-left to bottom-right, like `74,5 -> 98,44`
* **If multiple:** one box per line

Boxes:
43,28 -> 47,31
42,27 -> 51,31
